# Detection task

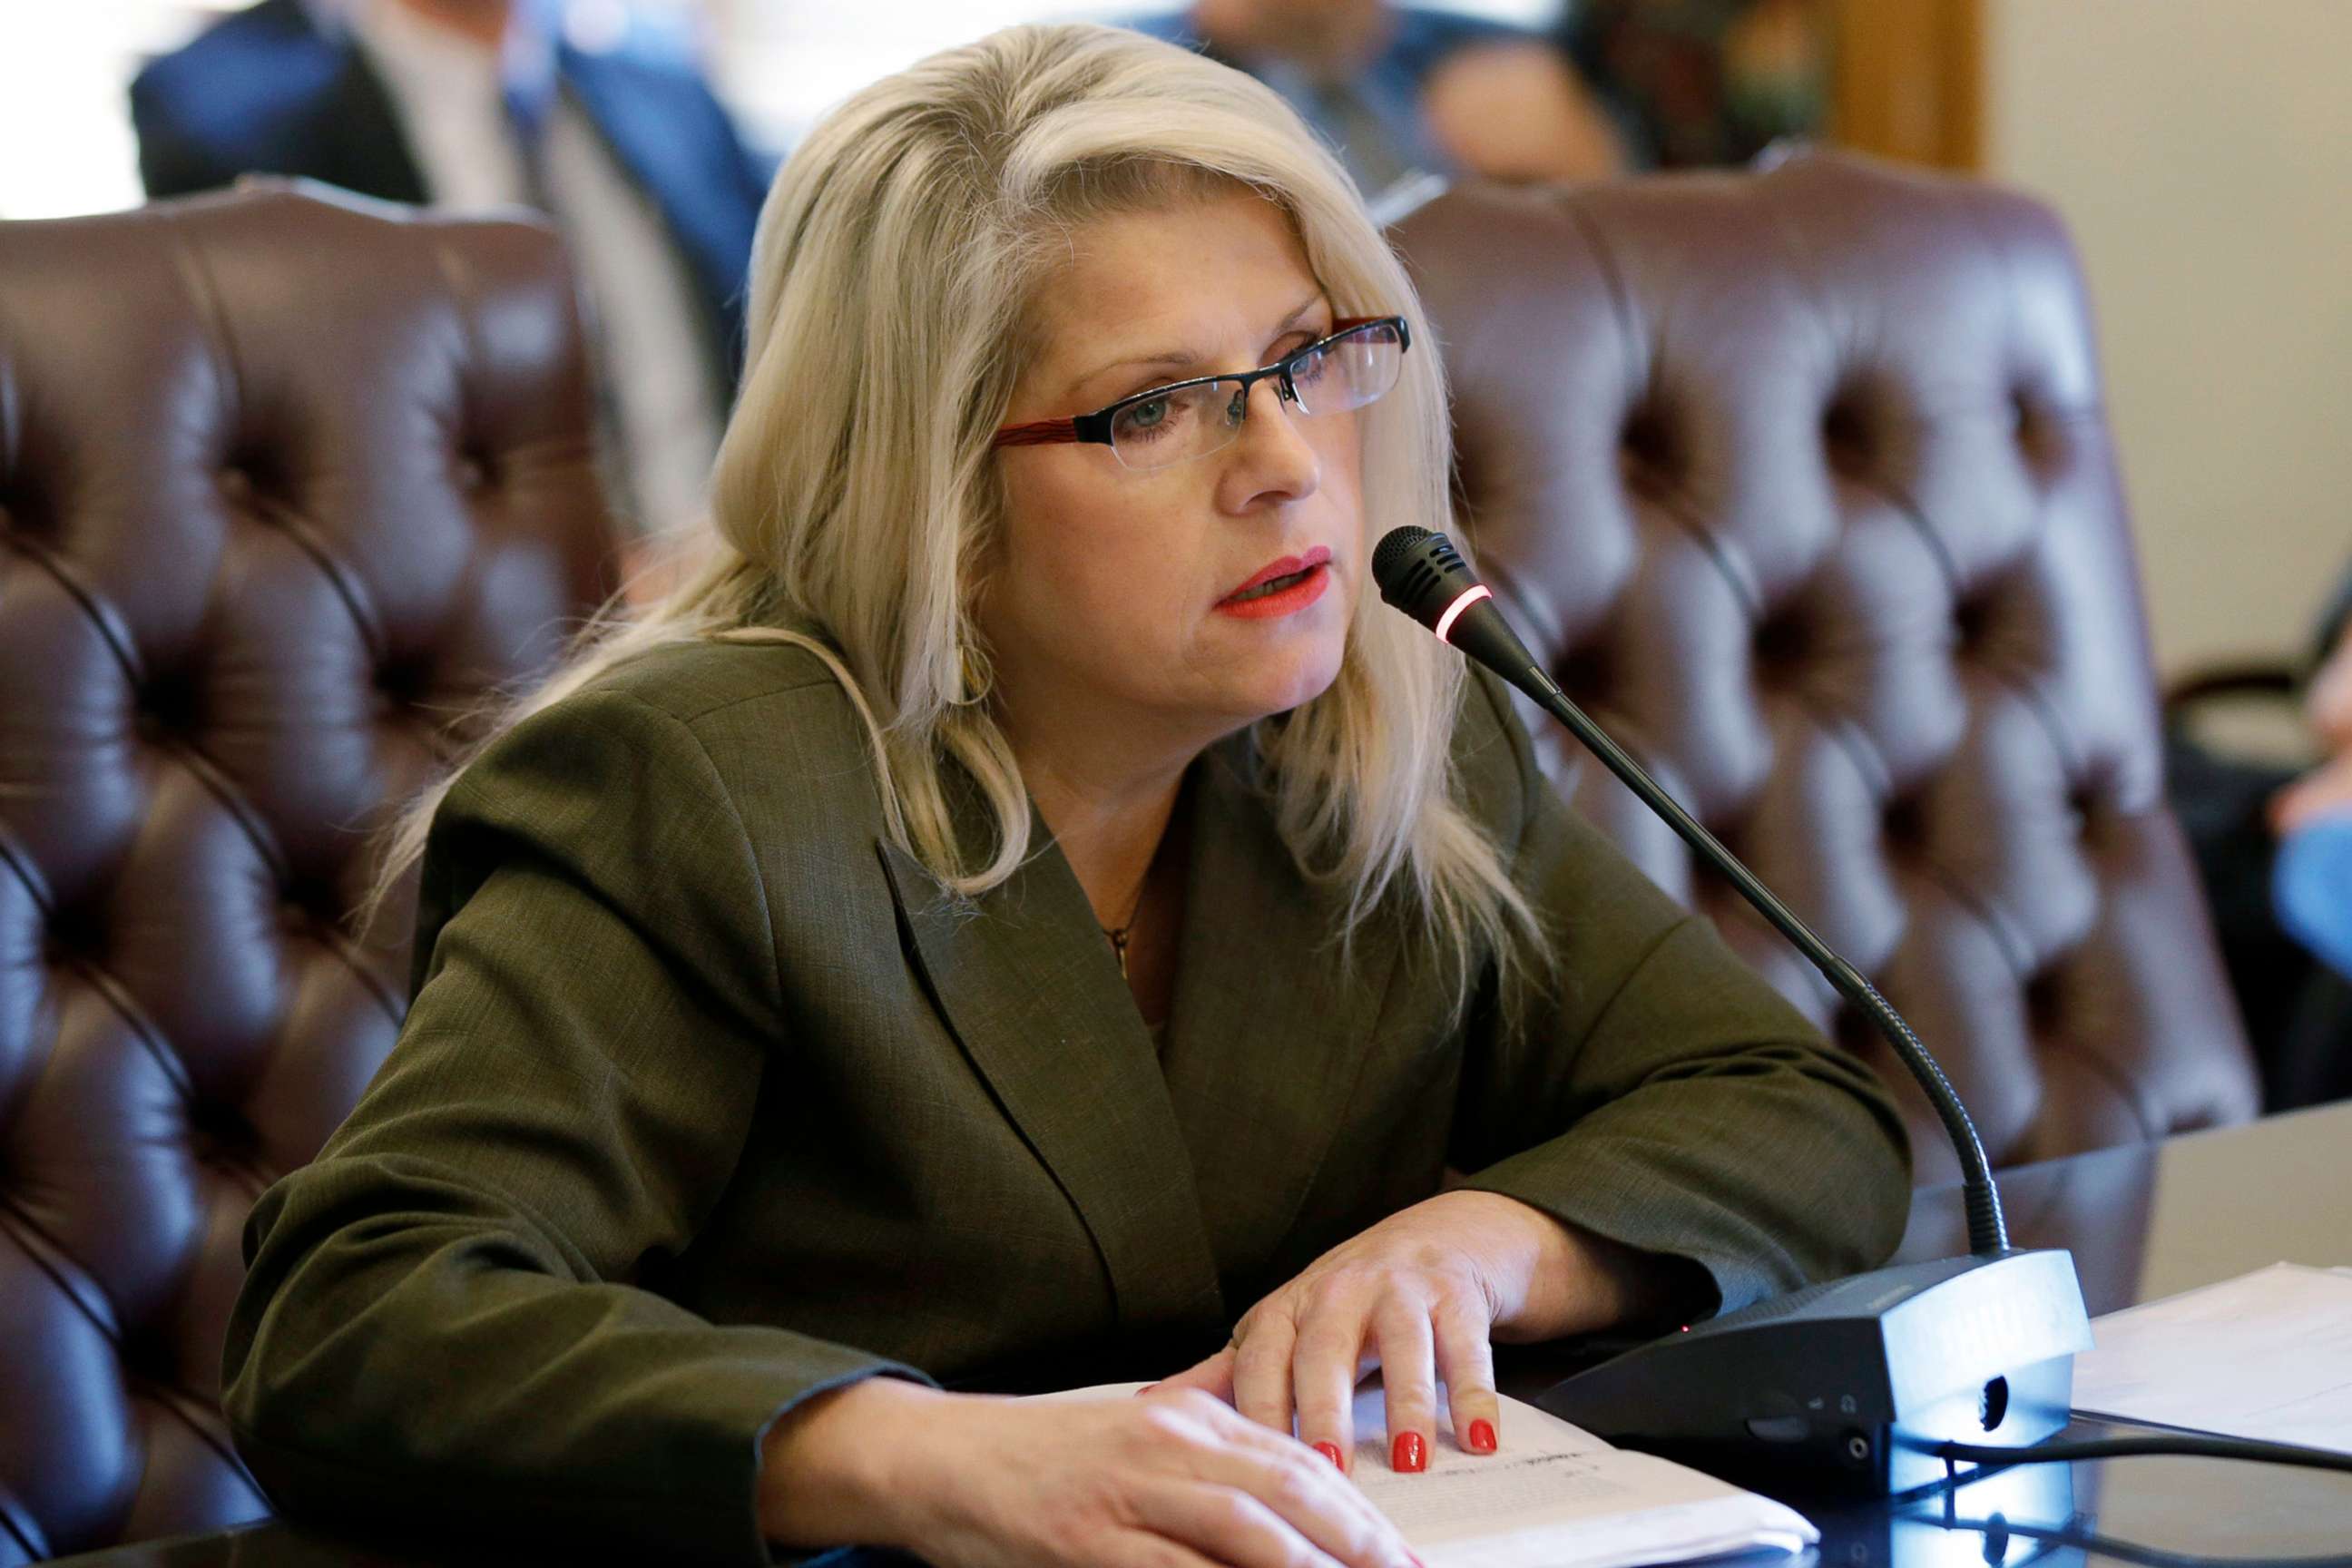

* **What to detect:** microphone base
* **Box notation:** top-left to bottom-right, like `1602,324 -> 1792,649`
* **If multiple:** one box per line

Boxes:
1534,1250 -> 2092,1497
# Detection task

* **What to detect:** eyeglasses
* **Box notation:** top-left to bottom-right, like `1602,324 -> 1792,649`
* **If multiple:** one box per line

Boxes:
992,315 -> 1411,473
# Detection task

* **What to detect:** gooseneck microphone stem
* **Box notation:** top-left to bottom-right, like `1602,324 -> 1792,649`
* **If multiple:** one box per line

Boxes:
1374,527 -> 2009,1257
1516,661 -> 2005,1254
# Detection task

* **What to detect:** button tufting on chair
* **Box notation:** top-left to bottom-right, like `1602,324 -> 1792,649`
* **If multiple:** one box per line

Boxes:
1393,151 -> 2258,1187
0,181 -> 619,1564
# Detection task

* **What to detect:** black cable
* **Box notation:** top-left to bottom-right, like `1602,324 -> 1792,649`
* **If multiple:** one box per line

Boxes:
1930,1433 -> 2352,1477
1926,1512 -> 2352,1568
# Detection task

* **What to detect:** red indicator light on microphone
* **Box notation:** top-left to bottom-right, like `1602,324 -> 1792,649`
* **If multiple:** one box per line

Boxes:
1433,583 -> 1491,644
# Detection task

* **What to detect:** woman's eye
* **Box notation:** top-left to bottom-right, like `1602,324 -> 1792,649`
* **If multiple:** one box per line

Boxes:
1116,394 -> 1184,444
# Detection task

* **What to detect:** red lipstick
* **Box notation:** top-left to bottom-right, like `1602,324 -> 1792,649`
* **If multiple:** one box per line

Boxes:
1216,545 -> 1333,620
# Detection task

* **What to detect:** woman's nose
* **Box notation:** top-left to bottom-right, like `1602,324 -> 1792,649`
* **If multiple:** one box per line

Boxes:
1218,378 -> 1321,510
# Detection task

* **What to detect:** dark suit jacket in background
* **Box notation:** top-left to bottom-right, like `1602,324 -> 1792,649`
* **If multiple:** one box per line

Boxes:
221,642 -> 1911,1566
128,0 -> 771,403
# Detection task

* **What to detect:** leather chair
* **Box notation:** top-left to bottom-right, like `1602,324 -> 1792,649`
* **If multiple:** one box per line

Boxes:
0,153 -> 2267,1563
1392,150 -> 2260,1185
0,185 -> 618,1563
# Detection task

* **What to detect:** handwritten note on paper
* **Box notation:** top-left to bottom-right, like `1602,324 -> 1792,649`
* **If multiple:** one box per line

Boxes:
2071,1261 -> 2352,1455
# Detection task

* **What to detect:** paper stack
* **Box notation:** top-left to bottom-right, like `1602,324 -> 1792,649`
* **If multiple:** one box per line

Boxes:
1035,1380 -> 1815,1568
2068,1261 -> 2352,1455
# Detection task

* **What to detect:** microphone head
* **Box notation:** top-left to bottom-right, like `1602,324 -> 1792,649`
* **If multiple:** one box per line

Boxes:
1372,525 -> 1485,633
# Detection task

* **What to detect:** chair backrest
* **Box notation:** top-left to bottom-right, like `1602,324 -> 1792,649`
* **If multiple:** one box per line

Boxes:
1392,151 -> 2260,1182
0,183 -> 617,1563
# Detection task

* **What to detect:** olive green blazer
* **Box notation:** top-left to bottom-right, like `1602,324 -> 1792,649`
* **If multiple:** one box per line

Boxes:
222,640 -> 1910,1567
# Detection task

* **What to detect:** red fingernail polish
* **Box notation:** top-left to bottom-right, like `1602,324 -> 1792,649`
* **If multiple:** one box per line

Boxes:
1314,1441 -> 1346,1470
1392,1431 -> 1426,1472
1467,1419 -> 1496,1454
1134,1383 -> 1161,1396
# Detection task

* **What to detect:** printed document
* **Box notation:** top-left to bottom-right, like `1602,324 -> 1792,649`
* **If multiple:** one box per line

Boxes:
2070,1261 -> 2352,1455
1033,1379 -> 1816,1568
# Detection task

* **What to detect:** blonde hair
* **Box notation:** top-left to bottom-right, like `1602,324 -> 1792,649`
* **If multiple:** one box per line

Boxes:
370,22 -> 1545,1008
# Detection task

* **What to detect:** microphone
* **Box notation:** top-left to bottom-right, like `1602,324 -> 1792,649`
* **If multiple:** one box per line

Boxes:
1374,524 -> 2092,1496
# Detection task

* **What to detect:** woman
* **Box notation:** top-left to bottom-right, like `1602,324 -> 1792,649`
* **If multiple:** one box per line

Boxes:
222,23 -> 1909,1568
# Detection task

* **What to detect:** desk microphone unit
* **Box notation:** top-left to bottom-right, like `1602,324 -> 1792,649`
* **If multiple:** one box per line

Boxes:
1373,525 -> 2092,1497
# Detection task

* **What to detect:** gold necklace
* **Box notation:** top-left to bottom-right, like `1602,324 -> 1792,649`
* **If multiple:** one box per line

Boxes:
1101,859 -> 1153,979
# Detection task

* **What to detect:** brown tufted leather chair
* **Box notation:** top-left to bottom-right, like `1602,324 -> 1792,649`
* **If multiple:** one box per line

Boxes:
0,184 -> 618,1563
0,152 -> 2266,1563
1392,150 -> 2261,1185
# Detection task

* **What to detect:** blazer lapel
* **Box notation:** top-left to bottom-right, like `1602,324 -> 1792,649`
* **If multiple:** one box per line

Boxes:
323,45 -> 430,204
261,1 -> 430,203
877,819 -> 1225,1338
1161,736 -> 1410,1288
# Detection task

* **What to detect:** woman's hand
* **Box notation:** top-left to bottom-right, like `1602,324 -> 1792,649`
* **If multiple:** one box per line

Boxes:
1151,1190 -> 1708,1474
2273,630 -> 2352,836
2274,750 -> 2352,837
759,1377 -> 1423,1568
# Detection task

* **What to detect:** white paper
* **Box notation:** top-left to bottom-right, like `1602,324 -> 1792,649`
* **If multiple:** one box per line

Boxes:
2070,1261 -> 2352,1455
1029,1380 -> 1816,1568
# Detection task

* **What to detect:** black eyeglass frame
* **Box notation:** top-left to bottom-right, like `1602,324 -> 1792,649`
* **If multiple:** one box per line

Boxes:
992,314 -> 1412,453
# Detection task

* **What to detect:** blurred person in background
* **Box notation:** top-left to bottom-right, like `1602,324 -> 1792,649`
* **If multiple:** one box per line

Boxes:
2171,565 -> 2352,1111
2272,575 -> 2352,844
1126,0 -> 1624,218
130,0 -> 773,557
1557,0 -> 1827,170
2268,576 -> 2352,1097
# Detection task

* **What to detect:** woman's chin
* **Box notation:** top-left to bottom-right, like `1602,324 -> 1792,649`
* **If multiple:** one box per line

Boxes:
1230,647 -> 1346,721
1181,606 -> 1349,722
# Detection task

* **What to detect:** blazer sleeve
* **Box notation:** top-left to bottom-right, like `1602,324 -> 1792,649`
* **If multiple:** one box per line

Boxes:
221,689 -> 935,1568
1446,671 -> 1914,1319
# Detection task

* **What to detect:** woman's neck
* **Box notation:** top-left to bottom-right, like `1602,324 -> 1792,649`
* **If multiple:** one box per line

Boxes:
1014,740 -> 1191,932
992,681 -> 1219,915
1006,729 -> 1197,1030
